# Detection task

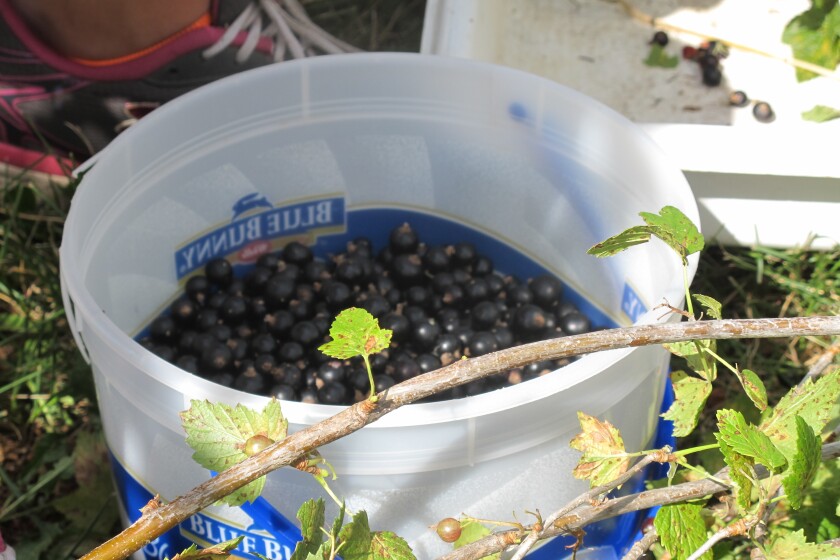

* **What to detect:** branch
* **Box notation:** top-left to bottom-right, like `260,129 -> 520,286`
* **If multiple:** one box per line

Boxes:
79,316 -> 840,560
510,453 -> 663,560
438,441 -> 840,560
687,517 -> 753,560
622,527 -> 658,560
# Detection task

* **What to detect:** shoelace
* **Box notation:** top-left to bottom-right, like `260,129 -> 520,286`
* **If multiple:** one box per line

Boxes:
202,0 -> 359,63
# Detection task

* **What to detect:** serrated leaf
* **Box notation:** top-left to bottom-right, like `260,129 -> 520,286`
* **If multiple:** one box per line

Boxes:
329,501 -> 347,548
644,44 -> 680,68
782,0 -> 840,81
292,499 -> 326,560
763,529 -> 840,559
735,368 -> 768,412
661,370 -> 713,437
587,225 -> 653,258
180,399 -> 287,506
653,503 -> 710,560
454,520 -> 499,559
318,308 -> 392,360
369,531 -> 415,560
802,105 -> 840,122
663,339 -> 717,381
693,293 -> 722,320
338,510 -> 372,559
782,416 -> 823,510
639,206 -> 704,263
570,411 -> 630,487
717,409 -> 787,472
760,369 -> 840,460
168,537 -> 244,560
780,461 -> 840,542
715,436 -> 757,512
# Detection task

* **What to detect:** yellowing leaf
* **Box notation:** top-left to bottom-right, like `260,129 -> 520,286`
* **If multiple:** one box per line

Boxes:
737,368 -> 768,412
180,399 -> 287,506
763,529 -> 839,559
318,308 -> 392,360
570,411 -> 630,488
661,370 -> 712,437
167,537 -> 243,560
663,340 -> 717,382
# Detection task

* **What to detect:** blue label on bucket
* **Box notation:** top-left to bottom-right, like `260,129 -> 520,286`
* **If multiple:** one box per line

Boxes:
621,283 -> 647,323
174,195 -> 346,279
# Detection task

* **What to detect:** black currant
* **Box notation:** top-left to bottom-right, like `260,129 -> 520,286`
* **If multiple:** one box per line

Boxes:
277,341 -> 305,362
263,276 -> 295,308
650,30 -> 668,46
416,353 -> 442,373
317,361 -> 346,384
391,253 -> 424,286
513,304 -> 549,335
255,252 -> 280,270
380,312 -> 410,341
729,90 -> 749,107
451,242 -> 476,267
318,382 -> 348,405
264,309 -> 295,337
282,241 -> 313,265
389,223 -> 420,254
753,101 -> 774,123
470,300 -> 500,330
373,374 -> 396,393
175,354 -> 199,374
423,245 -> 451,272
244,266 -> 273,295
559,311 -> 591,335
169,295 -> 198,326
149,315 -> 178,343
270,383 -> 298,401
205,258 -> 233,288
529,275 -> 563,308
220,295 -> 248,325
185,275 -> 211,305
412,319 -> 441,350
291,321 -> 322,346
467,331 -> 498,357
201,343 -> 233,372
322,281 -> 353,310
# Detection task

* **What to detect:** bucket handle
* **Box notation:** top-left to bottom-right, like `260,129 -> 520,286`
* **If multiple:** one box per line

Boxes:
59,265 -> 91,364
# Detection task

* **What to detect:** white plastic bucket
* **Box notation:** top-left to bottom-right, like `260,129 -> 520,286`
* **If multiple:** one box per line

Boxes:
60,53 -> 698,559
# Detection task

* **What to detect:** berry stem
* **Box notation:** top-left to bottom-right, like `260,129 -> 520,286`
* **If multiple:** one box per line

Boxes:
362,354 -> 378,402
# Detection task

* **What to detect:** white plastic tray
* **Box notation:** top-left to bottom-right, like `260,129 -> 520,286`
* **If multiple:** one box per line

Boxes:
421,0 -> 840,248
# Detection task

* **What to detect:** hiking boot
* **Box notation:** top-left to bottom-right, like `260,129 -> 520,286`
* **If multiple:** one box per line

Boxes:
0,0 -> 357,189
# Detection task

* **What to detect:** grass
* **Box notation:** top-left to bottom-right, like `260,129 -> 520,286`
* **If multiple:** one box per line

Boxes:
1,2 -> 839,557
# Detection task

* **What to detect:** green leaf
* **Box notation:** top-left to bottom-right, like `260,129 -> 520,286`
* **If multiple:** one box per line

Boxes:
180,399 -> 287,506
763,529 -> 839,559
338,510 -> 373,559
167,537 -> 244,560
329,501 -> 347,550
692,293 -> 722,319
653,502 -> 710,560
318,308 -> 392,360
716,409 -> 787,472
735,368 -> 768,412
587,225 -> 654,258
715,437 -> 756,512
570,411 -> 630,487
369,531 -> 416,560
644,44 -> 680,68
292,499 -> 326,560
454,520 -> 499,559
760,368 -> 840,460
661,370 -> 713,437
782,0 -> 840,81
664,340 -> 717,381
639,206 -> 705,263
781,416 -> 823,510
802,105 -> 840,122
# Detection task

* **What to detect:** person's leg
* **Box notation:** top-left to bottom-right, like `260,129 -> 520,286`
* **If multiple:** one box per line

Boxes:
9,0 -> 210,59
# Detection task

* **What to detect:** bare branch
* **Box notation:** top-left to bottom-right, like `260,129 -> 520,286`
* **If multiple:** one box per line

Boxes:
79,317 -> 840,560
510,453 -> 662,560
686,517 -> 753,560
438,441 -> 840,560
622,527 -> 658,560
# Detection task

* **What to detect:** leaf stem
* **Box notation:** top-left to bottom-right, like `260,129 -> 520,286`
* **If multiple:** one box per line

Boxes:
361,354 -> 377,402
673,443 -> 720,457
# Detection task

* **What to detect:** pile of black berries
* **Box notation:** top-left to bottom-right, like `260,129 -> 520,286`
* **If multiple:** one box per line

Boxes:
138,223 -> 596,405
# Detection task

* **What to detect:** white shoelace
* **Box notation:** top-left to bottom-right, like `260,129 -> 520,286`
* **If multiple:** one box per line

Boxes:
202,0 -> 359,63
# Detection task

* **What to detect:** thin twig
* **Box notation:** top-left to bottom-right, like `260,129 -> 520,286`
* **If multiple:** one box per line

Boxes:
510,453 -> 662,560
79,317 -> 840,560
614,0 -> 840,81
438,442 -> 840,560
687,516 -> 754,560
622,527 -> 658,560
